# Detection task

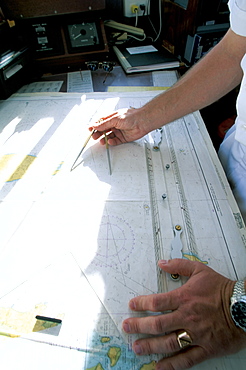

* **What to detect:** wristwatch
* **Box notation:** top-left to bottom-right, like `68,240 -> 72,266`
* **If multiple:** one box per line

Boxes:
230,280 -> 246,332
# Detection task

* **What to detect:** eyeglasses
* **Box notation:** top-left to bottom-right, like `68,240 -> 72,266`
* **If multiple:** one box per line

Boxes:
85,61 -> 116,72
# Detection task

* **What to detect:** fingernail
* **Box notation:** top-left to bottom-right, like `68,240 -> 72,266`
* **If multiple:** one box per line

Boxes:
122,322 -> 131,333
129,299 -> 136,310
133,343 -> 142,355
159,259 -> 169,265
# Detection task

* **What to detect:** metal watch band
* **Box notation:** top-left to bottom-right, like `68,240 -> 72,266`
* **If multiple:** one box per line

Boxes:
232,280 -> 246,298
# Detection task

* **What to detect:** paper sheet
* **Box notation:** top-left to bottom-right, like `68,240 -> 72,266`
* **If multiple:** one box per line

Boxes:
17,81 -> 64,93
152,70 -> 178,87
67,70 -> 93,93
126,45 -> 158,55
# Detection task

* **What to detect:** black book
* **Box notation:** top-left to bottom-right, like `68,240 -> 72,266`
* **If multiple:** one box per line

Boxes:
113,45 -> 180,74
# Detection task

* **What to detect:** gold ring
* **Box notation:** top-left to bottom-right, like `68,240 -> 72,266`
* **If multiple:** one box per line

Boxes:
177,330 -> 192,349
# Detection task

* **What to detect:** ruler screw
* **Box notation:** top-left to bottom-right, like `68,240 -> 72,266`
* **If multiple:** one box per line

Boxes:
162,193 -> 167,200
166,164 -> 170,169
175,224 -> 182,231
171,273 -> 180,280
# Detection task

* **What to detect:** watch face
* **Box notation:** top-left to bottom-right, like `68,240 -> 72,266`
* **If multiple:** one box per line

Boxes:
68,22 -> 99,49
231,300 -> 246,330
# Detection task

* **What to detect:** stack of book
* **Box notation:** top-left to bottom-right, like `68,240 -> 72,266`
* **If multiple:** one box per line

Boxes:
113,44 -> 180,74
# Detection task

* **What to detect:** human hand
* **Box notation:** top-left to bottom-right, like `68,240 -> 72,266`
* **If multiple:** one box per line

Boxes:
89,106 -> 154,146
122,259 -> 246,370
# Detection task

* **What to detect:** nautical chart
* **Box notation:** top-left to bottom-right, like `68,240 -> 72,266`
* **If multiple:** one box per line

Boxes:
0,86 -> 245,369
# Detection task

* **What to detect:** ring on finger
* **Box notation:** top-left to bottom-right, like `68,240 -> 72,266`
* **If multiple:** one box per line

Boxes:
176,330 -> 192,349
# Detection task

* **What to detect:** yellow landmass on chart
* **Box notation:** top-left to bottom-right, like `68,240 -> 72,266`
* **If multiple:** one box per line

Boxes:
183,253 -> 208,264
52,161 -> 64,176
0,303 -> 63,334
107,346 -> 121,367
140,360 -> 157,370
6,155 -> 36,182
101,336 -> 111,343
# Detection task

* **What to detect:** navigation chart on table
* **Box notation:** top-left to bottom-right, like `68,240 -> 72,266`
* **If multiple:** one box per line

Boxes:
0,90 -> 245,369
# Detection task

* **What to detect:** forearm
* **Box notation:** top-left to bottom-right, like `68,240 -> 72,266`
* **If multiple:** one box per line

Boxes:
92,29 -> 245,146
140,29 -> 244,132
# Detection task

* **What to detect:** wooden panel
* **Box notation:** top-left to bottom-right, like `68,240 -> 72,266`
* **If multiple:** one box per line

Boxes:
34,20 -> 109,75
162,0 -> 199,57
1,0 -> 105,19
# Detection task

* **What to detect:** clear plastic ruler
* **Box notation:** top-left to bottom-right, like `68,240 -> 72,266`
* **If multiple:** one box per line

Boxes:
145,133 -> 187,292
145,139 -> 167,293
145,120 -> 203,292
164,124 -> 198,258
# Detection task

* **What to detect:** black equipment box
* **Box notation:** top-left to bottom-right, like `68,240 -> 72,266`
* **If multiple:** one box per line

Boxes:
0,46 -> 31,99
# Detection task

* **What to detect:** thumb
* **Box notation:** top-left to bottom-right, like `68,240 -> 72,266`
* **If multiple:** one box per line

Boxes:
158,258 -> 203,278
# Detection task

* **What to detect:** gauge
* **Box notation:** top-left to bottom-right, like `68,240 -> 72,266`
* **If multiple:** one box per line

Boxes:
67,22 -> 99,48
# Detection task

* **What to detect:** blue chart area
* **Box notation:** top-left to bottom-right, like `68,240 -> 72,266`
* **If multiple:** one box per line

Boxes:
85,332 -> 156,370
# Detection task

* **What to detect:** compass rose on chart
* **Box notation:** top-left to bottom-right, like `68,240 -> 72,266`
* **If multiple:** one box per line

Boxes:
93,215 -> 135,268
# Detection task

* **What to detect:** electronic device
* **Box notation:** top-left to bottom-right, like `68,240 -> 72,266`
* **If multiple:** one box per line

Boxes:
65,20 -> 105,54
184,26 -> 227,65
162,0 -> 229,64
0,15 -> 31,99
0,46 -> 31,99
67,22 -> 100,49
1,0 -> 109,73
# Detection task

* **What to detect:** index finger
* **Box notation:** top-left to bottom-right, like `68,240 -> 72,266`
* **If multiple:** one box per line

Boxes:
89,112 -> 118,132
